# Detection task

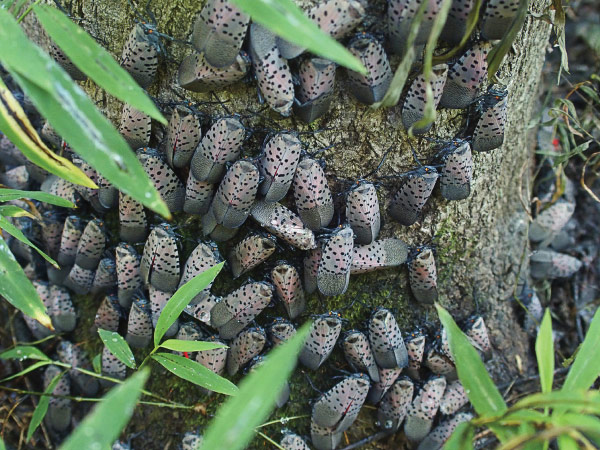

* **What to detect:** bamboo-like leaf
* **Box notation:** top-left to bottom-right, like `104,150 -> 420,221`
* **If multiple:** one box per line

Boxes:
200,322 -> 311,450
152,352 -> 238,396
0,345 -> 50,361
0,78 -> 95,188
445,421 -> 474,450
27,370 -> 64,441
556,435 -> 585,450
159,339 -> 228,353
535,309 -> 554,394
0,435 -> 5,450
98,329 -> 136,369
0,360 -> 51,382
92,353 -> 101,374
0,215 -> 59,267
0,205 -> 35,218
230,0 -> 366,74
59,369 -> 149,450
0,188 -> 75,207
513,390 -> 600,414
33,5 -> 165,124
154,262 -> 224,347
0,235 -> 53,329
562,307 -> 600,392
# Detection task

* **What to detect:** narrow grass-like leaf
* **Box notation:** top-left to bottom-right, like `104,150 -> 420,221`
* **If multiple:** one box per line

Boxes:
98,329 -> 136,369
0,360 -> 51,382
154,262 -> 224,347
562,307 -> 600,392
535,309 -> 554,394
550,0 -> 568,82
34,6 -> 165,124
152,352 -> 238,396
159,340 -> 228,352
0,215 -> 58,267
0,205 -> 35,218
556,435 -> 585,450
0,435 -> 5,450
0,236 -> 53,328
201,322 -> 311,450
27,370 -> 64,441
0,188 -> 75,207
59,369 -> 149,450
92,353 -> 101,374
555,414 -> 600,446
230,0 -> 366,74
0,11 -> 170,218
445,421 -> 474,450
0,76 -> 95,188
514,390 -> 600,413
0,346 -> 50,361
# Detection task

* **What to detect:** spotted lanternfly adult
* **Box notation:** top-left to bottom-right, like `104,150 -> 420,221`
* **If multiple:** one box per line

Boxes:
190,116 -> 245,183
101,345 -> 126,384
481,0 -> 520,40
346,181 -> 380,245
41,175 -> 81,207
184,174 -> 214,216
210,281 -> 273,339
439,42 -> 491,109
271,262 -> 306,319
119,103 -> 151,150
472,86 -> 508,152
41,210 -> 64,259
1,165 -> 29,190
249,23 -> 294,116
520,284 -> 543,334
141,223 -> 181,292
463,315 -> 492,359
405,327 -> 426,378
228,232 -> 277,279
49,285 -> 76,332
346,34 -> 392,105
402,65 -> 449,135
250,201 -> 316,251
368,366 -> 404,404
299,312 -> 343,370
126,293 -> 153,348
56,341 -> 99,395
196,335 -> 227,395
368,307 -> 408,369
201,208 -> 239,242
191,0 -> 249,68
91,257 -> 117,295
63,263 -> 95,296
179,241 -> 222,305
178,51 -> 250,93
280,431 -> 310,450
530,249 -> 582,280
116,243 -> 143,309
303,247 -> 322,295
310,421 -> 342,450
437,140 -> 473,201
149,286 -> 179,337
226,326 -> 266,376
266,317 -> 297,346
312,373 -> 370,433
119,192 -> 147,243
258,132 -> 302,202
94,294 -> 123,332
350,238 -> 409,274
49,42 -> 87,81
317,225 -> 354,296
387,0 -> 443,55
181,432 -> 203,450
417,412 -> 474,450
40,121 -> 62,149
75,219 -> 106,270
440,0 -> 474,45
248,355 -> 290,408
424,344 -> 456,377
294,57 -> 337,123
389,166 -> 439,226
166,105 -> 202,169
120,22 -> 160,88
71,155 -> 100,208
377,376 -> 414,432
43,365 -> 71,432
24,313 -> 52,340
408,245 -> 438,303
404,375 -> 447,442
97,174 -> 118,209
33,280 -> 51,310
184,293 -> 220,325
342,330 -> 380,382
137,147 -> 186,213
439,379 -> 468,415
529,200 -> 575,244
293,157 -> 334,231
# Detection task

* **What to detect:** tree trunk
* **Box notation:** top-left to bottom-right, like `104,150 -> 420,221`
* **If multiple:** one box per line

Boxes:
23,0 -> 553,447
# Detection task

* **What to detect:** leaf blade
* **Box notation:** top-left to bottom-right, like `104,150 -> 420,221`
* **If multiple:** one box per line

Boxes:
0,346 -> 50,361
98,329 -> 136,369
0,360 -> 51,382
0,188 -> 75,207
0,215 -> 59,267
562,307 -> 600,392
27,370 -> 64,441
159,340 -> 228,352
535,309 -> 554,394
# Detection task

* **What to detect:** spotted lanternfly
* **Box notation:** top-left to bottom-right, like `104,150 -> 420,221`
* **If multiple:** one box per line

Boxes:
248,355 -> 290,408
39,121 -> 61,149
178,51 -> 250,93
346,34 -> 392,105
91,257 -> 117,295
404,375 -> 447,442
405,327 -> 426,377
209,159 -> 260,230
141,223 -> 181,292
33,280 -> 51,310
179,241 -> 222,305
249,23 -> 294,116
280,431 -> 310,450
49,42 -> 87,81
345,181 -> 380,245
481,0 -> 520,40
258,132 -> 302,202
182,432 -> 204,450
49,285 -> 76,332
201,208 -> 239,242
190,116 -> 245,183
73,219 -> 105,270
408,246 -> 438,303
166,105 -> 202,169
271,262 -> 306,319
520,284 -> 543,334
530,249 -> 582,280
312,373 -> 371,433
228,232 -> 277,279
184,174 -> 214,215
210,281 -> 273,339
0,165 -> 29,190
119,192 -> 147,243
440,0 -> 474,45
310,421 -> 342,450
97,174 -> 118,209
350,238 -> 409,274
368,307 -> 408,369
174,322 -> 205,358
196,335 -> 227,392
94,294 -> 123,332
266,317 -> 297,346
64,263 -> 95,295
137,147 -> 186,213
294,57 -> 337,123
424,345 -> 456,377
43,365 -> 71,432
119,103 -> 151,150
115,243 -> 143,309
368,366 -> 404,404
377,376 -> 414,432
191,0 -> 249,68
342,330 -> 380,382
317,225 -> 354,296
226,326 -> 266,376
387,0 -> 443,55
41,210 -> 64,260
294,157 -> 334,231
250,201 -> 316,251
473,86 -> 508,152
439,379 -> 468,415
418,412 -> 474,450
439,42 -> 491,109
24,313 -> 52,340
149,286 -> 179,336
438,140 -> 473,201
402,65 -> 449,135
120,22 -> 160,88
56,340 -> 99,395
463,315 -> 492,359
389,166 -> 439,226
101,345 -> 126,382
303,247 -> 322,295
71,155 -> 101,208
299,312 -> 343,370
126,293 -> 153,348
184,293 -> 220,325
529,200 -> 575,244
42,175 -> 81,207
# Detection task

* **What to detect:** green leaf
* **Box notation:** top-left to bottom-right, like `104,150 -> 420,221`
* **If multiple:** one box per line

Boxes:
159,339 -> 228,353
535,309 -> 554,394
556,435 -> 584,450
154,262 -> 224,347
27,370 -> 64,441
0,215 -> 59,267
230,0 -> 366,74
514,390 -> 600,414
92,353 -> 101,374
445,421 -> 474,450
554,414 -> 600,442
562,307 -> 600,392
98,329 -> 136,369
0,235 -> 53,329
0,360 -> 51,382
200,322 -> 311,450
0,435 -> 5,450
33,5 -> 165,124
151,352 -> 238,396
0,11 -> 170,218
0,205 -> 35,219
0,188 -> 75,207
0,346 -> 50,361
59,369 -> 149,450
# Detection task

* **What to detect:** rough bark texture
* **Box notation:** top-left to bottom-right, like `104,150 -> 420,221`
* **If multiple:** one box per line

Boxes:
24,0 -> 553,448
